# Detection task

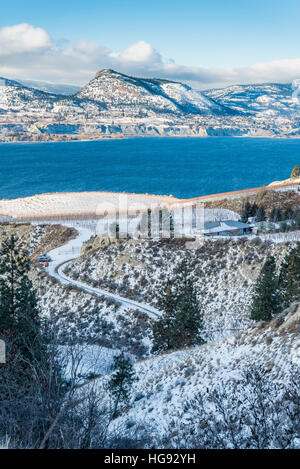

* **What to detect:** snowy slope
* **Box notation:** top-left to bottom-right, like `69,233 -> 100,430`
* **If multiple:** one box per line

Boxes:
76,69 -> 231,116
90,305 -> 300,448
68,236 -> 295,342
0,77 -> 58,111
204,83 -> 299,117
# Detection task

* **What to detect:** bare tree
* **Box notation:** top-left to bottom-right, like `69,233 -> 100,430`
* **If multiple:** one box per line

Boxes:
175,364 -> 300,449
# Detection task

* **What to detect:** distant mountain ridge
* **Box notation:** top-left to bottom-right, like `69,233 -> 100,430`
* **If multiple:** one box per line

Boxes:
18,79 -> 81,96
203,83 -> 298,117
0,70 -> 300,141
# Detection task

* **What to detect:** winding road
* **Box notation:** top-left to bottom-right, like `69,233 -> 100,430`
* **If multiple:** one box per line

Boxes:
46,225 -> 160,319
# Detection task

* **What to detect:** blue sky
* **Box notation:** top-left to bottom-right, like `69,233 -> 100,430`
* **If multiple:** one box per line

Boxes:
1,0 -> 300,88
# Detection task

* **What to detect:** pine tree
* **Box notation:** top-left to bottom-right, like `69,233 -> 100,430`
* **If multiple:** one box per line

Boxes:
291,165 -> 300,179
241,202 -> 259,222
269,208 -> 282,222
241,201 -> 253,223
0,235 -> 41,362
108,352 -> 137,415
152,262 -> 204,353
284,207 -> 294,220
250,203 -> 259,218
278,243 -> 300,307
269,208 -> 275,222
294,210 -> 300,228
0,235 -> 66,447
172,262 -> 204,349
152,280 -> 178,354
256,206 -> 267,222
250,256 -> 280,322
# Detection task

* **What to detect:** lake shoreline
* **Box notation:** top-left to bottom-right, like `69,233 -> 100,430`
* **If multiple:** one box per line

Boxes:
2,134 -> 300,145
0,177 -> 299,220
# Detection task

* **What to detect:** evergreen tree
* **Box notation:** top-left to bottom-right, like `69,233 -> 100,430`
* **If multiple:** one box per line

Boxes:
276,208 -> 283,222
0,235 -> 41,362
152,261 -> 204,353
152,280 -> 178,353
241,202 -> 259,222
250,203 -> 259,217
240,201 -> 253,223
291,165 -> 300,179
283,207 -> 294,220
0,235 -> 66,447
250,256 -> 280,322
269,208 -> 276,222
269,208 -> 282,222
108,352 -> 137,415
172,262 -> 204,349
256,206 -> 267,222
294,210 -> 300,228
278,243 -> 300,307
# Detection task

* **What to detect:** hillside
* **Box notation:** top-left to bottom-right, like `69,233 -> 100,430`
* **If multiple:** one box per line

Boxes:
0,219 -> 299,448
92,303 -> 300,448
1,70 -> 300,141
76,69 -> 231,116
204,83 -> 299,118
65,235 -> 294,343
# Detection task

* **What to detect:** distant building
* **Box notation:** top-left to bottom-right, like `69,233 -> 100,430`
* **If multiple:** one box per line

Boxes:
203,220 -> 252,237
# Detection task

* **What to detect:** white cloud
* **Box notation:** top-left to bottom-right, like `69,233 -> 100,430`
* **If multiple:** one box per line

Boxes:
0,23 -> 52,55
1,23 -> 300,90
116,40 -> 161,64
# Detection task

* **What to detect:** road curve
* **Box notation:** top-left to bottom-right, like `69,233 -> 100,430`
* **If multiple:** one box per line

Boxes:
46,224 -> 160,319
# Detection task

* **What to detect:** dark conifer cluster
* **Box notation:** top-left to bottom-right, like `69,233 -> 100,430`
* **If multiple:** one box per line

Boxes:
152,260 -> 204,354
250,243 -> 300,321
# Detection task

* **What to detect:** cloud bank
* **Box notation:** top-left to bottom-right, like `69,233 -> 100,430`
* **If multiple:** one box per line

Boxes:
1,23 -> 300,90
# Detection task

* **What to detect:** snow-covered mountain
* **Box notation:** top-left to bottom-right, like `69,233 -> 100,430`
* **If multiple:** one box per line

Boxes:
1,71 -> 300,141
204,83 -> 300,118
0,77 -> 57,111
76,69 -> 232,116
19,79 -> 81,96
0,70 -> 231,118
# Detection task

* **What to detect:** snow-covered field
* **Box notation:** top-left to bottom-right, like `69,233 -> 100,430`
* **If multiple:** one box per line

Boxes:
0,191 -> 177,219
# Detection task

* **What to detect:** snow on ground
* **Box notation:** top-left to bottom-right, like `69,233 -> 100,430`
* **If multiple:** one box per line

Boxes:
33,262 -> 153,357
46,224 -> 93,283
0,192 -> 177,219
59,344 -> 123,380
87,305 -> 300,448
204,208 -> 240,222
2,219 -> 299,447
15,222 -> 154,357
45,223 -> 160,318
68,235 -> 297,342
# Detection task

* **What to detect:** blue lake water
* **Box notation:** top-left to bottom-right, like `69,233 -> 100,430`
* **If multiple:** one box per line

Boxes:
1,137 -> 300,199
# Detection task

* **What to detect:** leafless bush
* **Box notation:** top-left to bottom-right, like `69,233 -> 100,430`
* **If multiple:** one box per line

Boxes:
0,335 -> 147,449
174,364 -> 300,449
